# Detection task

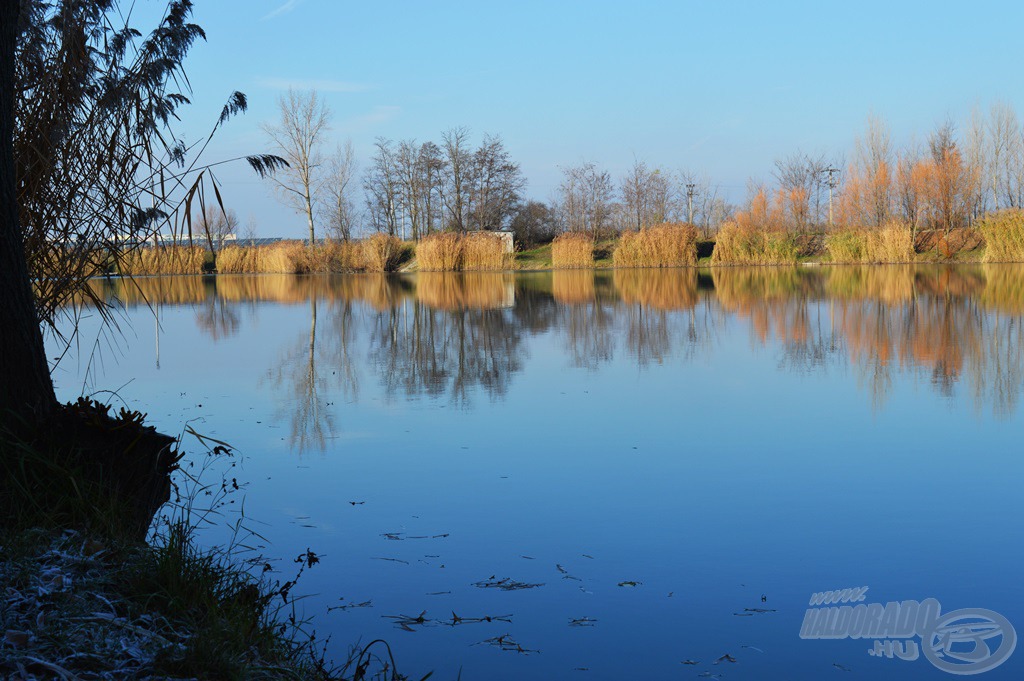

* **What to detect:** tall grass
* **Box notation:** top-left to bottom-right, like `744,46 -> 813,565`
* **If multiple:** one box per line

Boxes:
417,232 -> 464,271
979,209 -> 1024,262
216,240 -> 388,274
551,232 -> 595,269
711,222 -> 800,265
463,232 -> 513,270
613,222 -> 698,268
825,223 -> 915,263
120,246 -> 207,275
361,233 -> 405,272
416,232 -> 512,271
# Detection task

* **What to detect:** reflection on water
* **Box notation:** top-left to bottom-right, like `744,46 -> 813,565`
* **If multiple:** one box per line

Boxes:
82,266 -> 1024,436
59,266 -> 1024,679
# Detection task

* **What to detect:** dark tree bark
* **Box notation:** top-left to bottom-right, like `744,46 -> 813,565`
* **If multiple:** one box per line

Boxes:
0,0 -> 56,420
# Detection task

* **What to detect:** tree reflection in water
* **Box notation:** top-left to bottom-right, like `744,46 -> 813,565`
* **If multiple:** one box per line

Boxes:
78,265 -> 1024,453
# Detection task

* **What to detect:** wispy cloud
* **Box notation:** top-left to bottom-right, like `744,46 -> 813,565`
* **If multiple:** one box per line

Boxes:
256,77 -> 374,93
337,106 -> 402,132
261,0 -> 303,21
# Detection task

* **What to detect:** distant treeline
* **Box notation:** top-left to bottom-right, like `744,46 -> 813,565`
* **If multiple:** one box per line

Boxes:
255,98 -> 1024,267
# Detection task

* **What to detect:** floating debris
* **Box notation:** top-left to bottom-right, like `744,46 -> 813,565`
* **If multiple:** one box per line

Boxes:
474,634 -> 539,655
348,501 -> 365,505
556,564 -> 582,581
681,659 -> 700,665
743,607 -> 777,613
568,617 -> 597,627
617,580 -> 642,588
742,645 -> 764,653
382,611 -> 431,631
426,591 -> 452,596
439,612 -> 513,627
328,599 -> 372,612
834,663 -> 852,671
473,576 -> 544,591
371,557 -> 409,565
714,653 -> 737,665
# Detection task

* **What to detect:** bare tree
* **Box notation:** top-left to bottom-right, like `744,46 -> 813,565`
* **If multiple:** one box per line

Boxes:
510,200 -> 559,245
987,101 -> 1024,210
418,141 -> 445,236
620,160 -> 673,230
773,151 -> 832,230
321,140 -> 358,241
364,137 -> 400,236
558,162 -> 615,240
261,88 -> 331,243
440,127 -> 472,231
927,121 -> 971,234
854,115 -> 894,226
396,139 -> 423,240
466,133 -> 525,231
242,214 -> 259,244
195,205 -> 238,253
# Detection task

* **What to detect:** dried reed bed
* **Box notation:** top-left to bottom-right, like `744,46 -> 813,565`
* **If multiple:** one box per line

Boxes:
825,223 -> 915,263
613,223 -> 698,268
979,210 -> 1024,262
416,233 -> 463,271
552,270 -> 597,304
463,233 -> 513,271
120,246 -> 207,275
613,268 -> 698,310
417,232 -> 512,271
711,223 -> 800,265
360,233 -> 405,272
551,232 -> 595,269
415,272 -> 514,310
215,240 -> 391,274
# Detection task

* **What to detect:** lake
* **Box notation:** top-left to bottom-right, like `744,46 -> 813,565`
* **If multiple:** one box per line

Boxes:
51,266 -> 1024,680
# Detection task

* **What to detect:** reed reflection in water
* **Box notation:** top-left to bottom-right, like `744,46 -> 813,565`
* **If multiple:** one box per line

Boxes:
76,265 -> 1024,452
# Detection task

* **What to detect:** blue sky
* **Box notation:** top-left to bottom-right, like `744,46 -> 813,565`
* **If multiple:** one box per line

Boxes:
158,0 -> 1024,238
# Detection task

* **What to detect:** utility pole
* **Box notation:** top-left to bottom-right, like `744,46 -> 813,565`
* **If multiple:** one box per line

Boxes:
686,183 -> 696,226
823,167 -> 839,227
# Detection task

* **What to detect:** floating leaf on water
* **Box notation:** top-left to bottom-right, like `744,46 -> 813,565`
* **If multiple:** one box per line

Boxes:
473,577 -> 544,591
568,617 -> 597,627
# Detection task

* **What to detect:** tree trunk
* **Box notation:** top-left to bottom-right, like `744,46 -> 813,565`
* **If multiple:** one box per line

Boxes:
0,0 -> 56,420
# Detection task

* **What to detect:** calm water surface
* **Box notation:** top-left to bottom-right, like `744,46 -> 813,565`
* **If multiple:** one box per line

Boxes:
52,266 -> 1024,680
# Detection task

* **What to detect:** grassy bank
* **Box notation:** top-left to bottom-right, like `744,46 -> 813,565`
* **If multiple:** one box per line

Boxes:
113,220 -> 1008,280
0,401 -> 404,680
